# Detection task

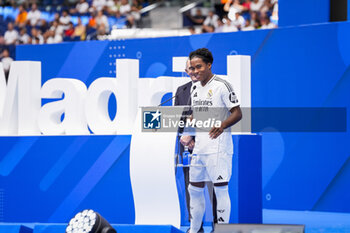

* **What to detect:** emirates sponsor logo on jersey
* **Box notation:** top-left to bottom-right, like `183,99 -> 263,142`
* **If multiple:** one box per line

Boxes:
193,100 -> 213,106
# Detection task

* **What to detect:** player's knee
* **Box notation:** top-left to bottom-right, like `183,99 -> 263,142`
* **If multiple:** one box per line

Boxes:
188,184 -> 204,195
214,185 -> 228,192
188,184 -> 205,207
214,182 -> 228,187
190,181 -> 205,188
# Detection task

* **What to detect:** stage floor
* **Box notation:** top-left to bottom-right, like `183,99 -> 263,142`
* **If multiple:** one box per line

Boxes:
1,223 -> 350,233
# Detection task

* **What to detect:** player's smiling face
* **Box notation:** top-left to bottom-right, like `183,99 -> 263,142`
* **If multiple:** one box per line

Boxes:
189,57 -> 212,85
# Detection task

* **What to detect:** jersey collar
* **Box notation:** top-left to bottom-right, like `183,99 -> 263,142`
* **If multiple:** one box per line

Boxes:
201,74 -> 216,87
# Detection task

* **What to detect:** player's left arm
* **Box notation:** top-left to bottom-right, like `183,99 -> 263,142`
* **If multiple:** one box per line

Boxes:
209,106 -> 242,139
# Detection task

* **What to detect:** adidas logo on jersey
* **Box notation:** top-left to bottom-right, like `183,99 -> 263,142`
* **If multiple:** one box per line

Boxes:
217,175 -> 223,180
194,92 -> 198,97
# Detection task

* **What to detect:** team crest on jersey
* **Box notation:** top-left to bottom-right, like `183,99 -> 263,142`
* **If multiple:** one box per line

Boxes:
207,89 -> 213,98
229,92 -> 238,103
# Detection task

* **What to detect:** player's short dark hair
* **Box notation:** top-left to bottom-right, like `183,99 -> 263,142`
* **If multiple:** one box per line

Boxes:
189,48 -> 214,65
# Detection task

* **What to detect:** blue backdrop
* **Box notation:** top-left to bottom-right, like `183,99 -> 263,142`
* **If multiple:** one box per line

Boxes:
279,0 -> 330,27
0,134 -> 262,224
0,136 -> 134,223
8,21 -> 350,221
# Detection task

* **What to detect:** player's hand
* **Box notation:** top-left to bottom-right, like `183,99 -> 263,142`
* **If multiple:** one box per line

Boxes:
188,140 -> 195,150
180,135 -> 193,146
209,126 -> 224,139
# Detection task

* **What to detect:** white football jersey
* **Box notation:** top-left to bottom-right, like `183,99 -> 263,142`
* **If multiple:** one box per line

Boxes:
191,74 -> 239,155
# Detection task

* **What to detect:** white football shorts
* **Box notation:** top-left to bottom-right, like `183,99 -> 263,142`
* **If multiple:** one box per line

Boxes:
189,152 -> 233,183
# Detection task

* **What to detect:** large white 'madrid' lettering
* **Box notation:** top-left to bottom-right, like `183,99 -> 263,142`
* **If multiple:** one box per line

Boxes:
0,56 -> 250,135
38,78 -> 88,135
85,78 -> 118,134
0,61 -> 41,135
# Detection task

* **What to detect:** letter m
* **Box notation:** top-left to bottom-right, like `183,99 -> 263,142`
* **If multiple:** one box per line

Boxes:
0,61 -> 41,135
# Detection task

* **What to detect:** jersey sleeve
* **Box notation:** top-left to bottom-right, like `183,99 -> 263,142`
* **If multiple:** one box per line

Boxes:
221,81 -> 240,109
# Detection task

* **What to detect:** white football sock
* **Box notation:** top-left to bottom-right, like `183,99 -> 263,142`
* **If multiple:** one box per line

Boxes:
214,185 -> 231,223
188,184 -> 205,233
